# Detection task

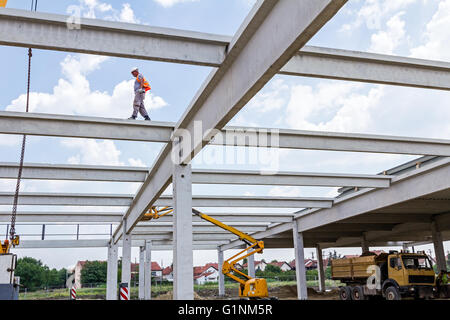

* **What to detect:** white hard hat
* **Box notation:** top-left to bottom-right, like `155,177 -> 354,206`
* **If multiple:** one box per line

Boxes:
131,67 -> 139,73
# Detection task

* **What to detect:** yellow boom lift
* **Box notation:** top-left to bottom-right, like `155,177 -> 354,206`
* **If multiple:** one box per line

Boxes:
143,207 -> 269,299
0,1 -> 7,8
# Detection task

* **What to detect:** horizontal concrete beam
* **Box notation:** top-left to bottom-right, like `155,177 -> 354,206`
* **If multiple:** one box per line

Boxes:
214,127 -> 450,156
16,239 -> 224,249
1,9 -> 449,90
0,162 -> 148,182
3,111 -> 450,156
132,225 -> 268,234
279,46 -> 450,90
191,169 -> 392,188
142,212 -> 293,223
0,192 -> 331,208
0,192 -> 133,206
0,162 -> 391,188
0,211 -> 123,223
0,111 -> 173,142
0,8 -> 228,67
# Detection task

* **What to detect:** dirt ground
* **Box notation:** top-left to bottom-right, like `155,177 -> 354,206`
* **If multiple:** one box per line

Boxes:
153,286 -> 340,300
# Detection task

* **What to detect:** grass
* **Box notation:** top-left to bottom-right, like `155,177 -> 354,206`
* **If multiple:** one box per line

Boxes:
19,279 -> 343,300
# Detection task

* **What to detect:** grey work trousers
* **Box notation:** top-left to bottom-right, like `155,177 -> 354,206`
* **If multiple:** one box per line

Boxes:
132,91 -> 149,118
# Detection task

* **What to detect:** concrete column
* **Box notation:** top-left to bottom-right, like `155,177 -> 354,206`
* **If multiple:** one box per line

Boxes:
106,242 -> 118,300
121,222 -> 132,298
138,246 -> 145,300
431,220 -> 447,272
218,249 -> 225,297
247,248 -> 256,278
361,232 -> 370,253
316,245 -> 325,293
293,221 -> 307,300
144,240 -> 152,300
172,163 -> 193,300
402,243 -> 409,251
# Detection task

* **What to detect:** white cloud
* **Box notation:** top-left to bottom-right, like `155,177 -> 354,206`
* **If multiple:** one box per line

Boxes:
77,0 -> 139,23
410,0 -> 450,61
6,54 -> 167,118
153,0 -> 199,8
127,158 -> 147,167
369,12 -> 406,54
62,139 -> 123,166
340,0 -> 417,31
268,186 -> 301,197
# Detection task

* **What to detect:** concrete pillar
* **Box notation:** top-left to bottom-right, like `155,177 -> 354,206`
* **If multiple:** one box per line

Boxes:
316,245 -> 325,293
293,221 -> 307,300
106,242 -> 118,300
121,222 -> 132,298
218,249 -> 225,297
144,240 -> 152,300
361,233 -> 370,253
138,246 -> 145,300
431,220 -> 447,272
402,243 -> 409,251
172,163 -> 193,300
247,248 -> 256,278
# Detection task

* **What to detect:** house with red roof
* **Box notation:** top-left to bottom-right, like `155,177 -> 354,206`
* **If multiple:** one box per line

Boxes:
242,260 -> 268,271
193,263 -> 219,285
162,266 -> 173,282
268,261 -> 292,271
131,261 -> 163,281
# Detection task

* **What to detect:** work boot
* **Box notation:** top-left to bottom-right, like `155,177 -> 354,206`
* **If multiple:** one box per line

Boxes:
144,116 -> 151,121
128,116 -> 136,120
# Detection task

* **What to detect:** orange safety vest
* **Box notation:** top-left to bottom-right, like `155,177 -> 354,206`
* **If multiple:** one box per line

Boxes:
137,75 -> 151,92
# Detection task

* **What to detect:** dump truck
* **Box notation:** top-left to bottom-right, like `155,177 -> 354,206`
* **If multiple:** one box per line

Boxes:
331,250 -> 436,300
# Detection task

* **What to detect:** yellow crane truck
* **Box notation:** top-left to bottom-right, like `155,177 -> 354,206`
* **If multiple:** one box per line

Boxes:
332,250 -> 436,300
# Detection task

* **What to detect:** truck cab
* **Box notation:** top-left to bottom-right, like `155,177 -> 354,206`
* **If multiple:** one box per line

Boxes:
383,251 -> 435,299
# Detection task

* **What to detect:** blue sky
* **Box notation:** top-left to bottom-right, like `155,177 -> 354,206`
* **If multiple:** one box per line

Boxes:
1,0 -> 450,269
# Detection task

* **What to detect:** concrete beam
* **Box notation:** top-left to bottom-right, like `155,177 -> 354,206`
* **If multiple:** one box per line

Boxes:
0,162 -> 148,182
218,249 -> 225,297
117,0 -> 348,237
132,225 -> 268,234
316,245 -> 325,292
140,212 -> 293,223
431,219 -> 447,272
215,127 -> 450,156
138,246 -> 145,300
295,157 -> 450,231
0,111 -> 173,142
0,8 -> 228,67
0,192 -> 133,206
121,224 -> 132,295
191,169 -> 392,188
279,46 -> 450,91
2,9 -> 449,91
0,211 -> 123,223
3,111 -> 450,156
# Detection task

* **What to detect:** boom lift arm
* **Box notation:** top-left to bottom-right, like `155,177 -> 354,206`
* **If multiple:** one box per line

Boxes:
144,207 -> 269,298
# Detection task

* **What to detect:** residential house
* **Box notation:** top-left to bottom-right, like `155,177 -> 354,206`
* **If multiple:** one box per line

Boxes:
162,266 -> 173,282
268,261 -> 292,271
193,263 -> 219,284
131,261 -> 163,281
242,260 -> 267,271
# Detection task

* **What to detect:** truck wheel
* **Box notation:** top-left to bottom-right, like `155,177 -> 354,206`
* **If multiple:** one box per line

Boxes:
352,286 -> 366,300
385,286 -> 400,300
339,286 -> 352,300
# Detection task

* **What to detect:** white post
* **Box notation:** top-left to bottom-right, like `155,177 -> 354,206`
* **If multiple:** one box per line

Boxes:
106,242 -> 118,300
121,222 -> 132,299
144,240 -> 152,300
293,221 -> 307,300
431,220 -> 446,272
138,246 -> 145,300
247,248 -> 256,278
316,245 -> 325,293
218,249 -> 225,297
172,162 -> 193,300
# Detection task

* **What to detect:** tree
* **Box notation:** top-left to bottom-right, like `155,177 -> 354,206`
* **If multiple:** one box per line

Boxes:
264,264 -> 282,274
15,257 -> 46,290
80,261 -> 107,285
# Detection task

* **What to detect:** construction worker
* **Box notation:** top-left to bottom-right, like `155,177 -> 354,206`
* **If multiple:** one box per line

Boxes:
129,67 -> 151,120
